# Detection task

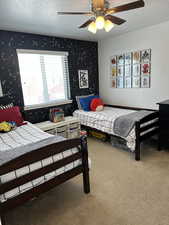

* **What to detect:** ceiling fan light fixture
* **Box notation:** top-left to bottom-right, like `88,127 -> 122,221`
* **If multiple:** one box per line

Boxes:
88,21 -> 97,34
95,16 -> 105,30
104,19 -> 115,32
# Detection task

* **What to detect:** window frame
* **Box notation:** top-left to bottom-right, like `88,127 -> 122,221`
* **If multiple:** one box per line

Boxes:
17,49 -> 72,111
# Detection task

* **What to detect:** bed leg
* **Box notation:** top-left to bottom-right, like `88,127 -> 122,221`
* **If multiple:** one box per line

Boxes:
135,122 -> 141,161
135,144 -> 140,161
0,216 -> 6,225
80,136 -> 90,194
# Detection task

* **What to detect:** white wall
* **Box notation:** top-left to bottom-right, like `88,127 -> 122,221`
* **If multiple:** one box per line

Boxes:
98,20 -> 169,110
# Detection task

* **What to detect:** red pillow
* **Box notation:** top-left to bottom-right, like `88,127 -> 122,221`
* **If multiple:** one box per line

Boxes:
0,106 -> 25,126
90,98 -> 104,111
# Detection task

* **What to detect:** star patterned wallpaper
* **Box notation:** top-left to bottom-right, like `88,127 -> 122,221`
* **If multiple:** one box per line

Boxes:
0,30 -> 99,123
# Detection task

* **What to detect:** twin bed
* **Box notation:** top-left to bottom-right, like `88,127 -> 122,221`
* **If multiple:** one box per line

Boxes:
73,105 -> 159,161
0,122 -> 90,221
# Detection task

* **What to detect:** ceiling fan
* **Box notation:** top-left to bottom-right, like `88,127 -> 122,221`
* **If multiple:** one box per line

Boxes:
57,0 -> 145,33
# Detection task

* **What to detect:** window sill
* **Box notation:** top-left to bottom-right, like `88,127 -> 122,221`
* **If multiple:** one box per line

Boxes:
24,100 -> 72,111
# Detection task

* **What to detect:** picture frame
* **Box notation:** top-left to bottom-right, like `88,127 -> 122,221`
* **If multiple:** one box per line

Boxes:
141,49 -> 151,63
124,77 -> 132,88
141,76 -> 150,88
111,79 -> 116,88
117,54 -> 124,65
133,64 -> 141,76
117,65 -> 124,77
111,56 -> 117,65
141,63 -> 151,76
111,66 -> 117,77
133,51 -> 141,64
78,70 -> 89,89
117,77 -> 124,88
125,53 -> 132,65
125,64 -> 132,77
132,76 -> 140,88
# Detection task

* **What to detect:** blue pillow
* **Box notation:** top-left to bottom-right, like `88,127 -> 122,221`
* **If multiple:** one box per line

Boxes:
79,95 -> 99,111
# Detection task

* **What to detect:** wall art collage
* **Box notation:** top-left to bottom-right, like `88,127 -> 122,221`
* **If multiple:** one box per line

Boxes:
110,49 -> 151,89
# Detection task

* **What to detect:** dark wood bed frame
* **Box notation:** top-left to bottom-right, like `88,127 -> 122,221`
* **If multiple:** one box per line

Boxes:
83,104 -> 159,161
0,136 -> 90,224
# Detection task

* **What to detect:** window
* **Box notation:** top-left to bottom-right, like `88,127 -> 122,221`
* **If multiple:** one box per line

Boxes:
17,49 -> 71,110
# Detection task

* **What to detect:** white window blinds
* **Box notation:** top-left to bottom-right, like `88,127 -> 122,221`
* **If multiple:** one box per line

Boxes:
17,50 -> 70,109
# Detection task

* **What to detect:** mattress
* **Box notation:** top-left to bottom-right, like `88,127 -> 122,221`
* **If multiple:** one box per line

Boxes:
73,107 -> 139,151
0,122 -> 82,203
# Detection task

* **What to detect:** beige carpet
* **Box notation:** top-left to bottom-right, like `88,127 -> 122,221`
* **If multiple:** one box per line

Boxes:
4,138 -> 169,225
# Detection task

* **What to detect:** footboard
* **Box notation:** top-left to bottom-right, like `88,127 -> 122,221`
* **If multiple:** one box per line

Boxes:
0,136 -> 90,215
135,111 -> 159,161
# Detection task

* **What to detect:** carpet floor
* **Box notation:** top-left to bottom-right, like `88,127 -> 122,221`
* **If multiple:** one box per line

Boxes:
4,138 -> 169,225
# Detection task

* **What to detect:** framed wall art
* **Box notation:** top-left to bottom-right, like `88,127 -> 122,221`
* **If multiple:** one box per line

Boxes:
141,76 -> 150,88
78,70 -> 89,89
125,77 -> 132,88
141,49 -> 151,63
125,64 -> 132,77
133,64 -> 140,76
117,54 -> 124,65
132,77 -> 140,88
110,48 -> 151,89
141,63 -> 151,76
117,65 -> 124,77
112,66 -> 117,77
111,79 -> 116,88
125,53 -> 132,65
117,77 -> 124,88
133,51 -> 140,64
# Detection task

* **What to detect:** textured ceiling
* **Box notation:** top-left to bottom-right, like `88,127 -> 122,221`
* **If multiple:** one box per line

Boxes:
0,0 -> 169,41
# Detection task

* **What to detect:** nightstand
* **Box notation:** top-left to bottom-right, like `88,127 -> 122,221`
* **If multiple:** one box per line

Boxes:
35,116 -> 81,139
158,100 -> 169,150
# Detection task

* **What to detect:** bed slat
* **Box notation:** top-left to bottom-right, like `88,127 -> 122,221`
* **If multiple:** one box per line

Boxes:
140,121 -> 159,133
0,138 -> 81,175
0,152 -> 82,194
140,128 -> 159,141
139,111 -> 159,124
0,166 -> 83,214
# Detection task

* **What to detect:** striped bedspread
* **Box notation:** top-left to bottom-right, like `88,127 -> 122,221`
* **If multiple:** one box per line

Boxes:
0,122 -> 53,152
73,107 -> 136,151
0,122 -> 81,202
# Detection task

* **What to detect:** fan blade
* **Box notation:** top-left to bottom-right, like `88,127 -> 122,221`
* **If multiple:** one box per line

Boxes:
57,12 -> 93,16
106,0 -> 145,14
92,0 -> 105,9
105,15 -> 126,25
79,19 -> 94,28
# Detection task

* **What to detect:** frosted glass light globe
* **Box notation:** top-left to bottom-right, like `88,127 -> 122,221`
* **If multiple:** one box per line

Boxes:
96,16 -> 105,30
88,21 -> 97,34
104,20 -> 115,32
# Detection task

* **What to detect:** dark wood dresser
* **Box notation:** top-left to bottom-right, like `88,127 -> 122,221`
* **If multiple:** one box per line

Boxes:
158,100 -> 169,150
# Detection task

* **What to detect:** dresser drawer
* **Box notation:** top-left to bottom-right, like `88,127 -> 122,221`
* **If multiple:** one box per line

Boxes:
57,126 -> 67,132
159,119 -> 169,126
68,130 -> 79,139
159,136 -> 169,149
159,112 -> 169,120
69,122 -> 79,129
159,105 -> 169,117
46,129 -> 56,135
160,129 -> 169,136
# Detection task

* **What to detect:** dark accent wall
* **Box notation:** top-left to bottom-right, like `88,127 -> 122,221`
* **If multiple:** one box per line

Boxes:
0,30 -> 99,123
